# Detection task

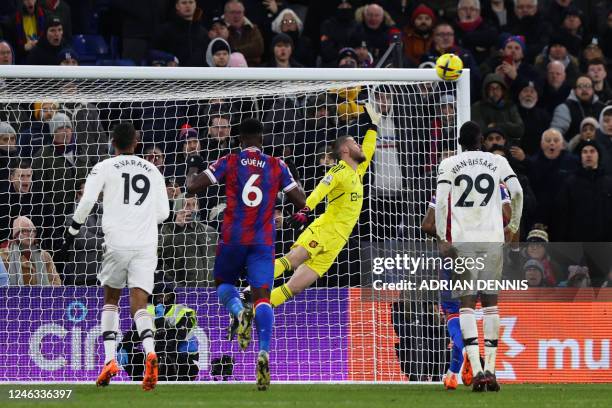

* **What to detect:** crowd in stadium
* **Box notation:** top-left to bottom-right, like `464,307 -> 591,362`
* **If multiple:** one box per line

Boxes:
0,0 -> 612,288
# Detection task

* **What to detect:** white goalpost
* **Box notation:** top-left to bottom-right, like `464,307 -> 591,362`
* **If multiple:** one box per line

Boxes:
0,66 -> 469,383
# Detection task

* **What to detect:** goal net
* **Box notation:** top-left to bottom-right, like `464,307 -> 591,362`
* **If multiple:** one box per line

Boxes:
0,66 -> 468,383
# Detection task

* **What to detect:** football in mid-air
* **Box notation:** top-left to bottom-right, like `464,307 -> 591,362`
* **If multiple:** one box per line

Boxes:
435,53 -> 463,81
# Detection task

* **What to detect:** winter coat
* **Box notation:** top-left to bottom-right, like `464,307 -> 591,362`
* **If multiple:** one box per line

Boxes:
62,202 -> 103,285
154,14 -> 209,67
160,221 -> 218,286
550,90 -> 605,140
541,82 -> 572,114
26,35 -> 65,65
0,184 -> 51,247
319,16 -> 359,67
31,143 -> 89,249
42,0 -> 72,40
508,12 -> 552,64
455,17 -> 498,65
401,26 -> 433,66
227,18 -> 264,66
350,22 -> 390,64
518,105 -> 551,156
555,166 -> 612,242
205,38 -> 231,67
471,73 -> 525,142
110,0 -> 168,40
524,149 -> 579,227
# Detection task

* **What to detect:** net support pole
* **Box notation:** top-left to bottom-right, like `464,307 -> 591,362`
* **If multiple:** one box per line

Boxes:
455,69 -> 471,153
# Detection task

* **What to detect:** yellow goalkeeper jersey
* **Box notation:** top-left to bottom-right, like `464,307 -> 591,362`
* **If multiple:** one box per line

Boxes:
305,128 -> 377,239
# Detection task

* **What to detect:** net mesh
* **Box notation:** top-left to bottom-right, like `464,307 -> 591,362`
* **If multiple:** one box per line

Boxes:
0,74 -> 459,382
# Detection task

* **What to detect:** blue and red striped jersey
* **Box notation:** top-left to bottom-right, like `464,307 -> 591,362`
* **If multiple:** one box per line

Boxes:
205,147 -> 298,245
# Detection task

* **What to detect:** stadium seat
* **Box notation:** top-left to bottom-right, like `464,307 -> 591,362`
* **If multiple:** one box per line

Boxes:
72,34 -> 110,64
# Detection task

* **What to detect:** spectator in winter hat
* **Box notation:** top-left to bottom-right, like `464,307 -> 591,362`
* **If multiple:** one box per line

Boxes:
556,6 -> 590,58
48,112 -> 73,146
567,117 -> 598,153
268,33 -> 302,68
401,3 -> 435,66
337,47 -> 358,68
206,37 -> 231,67
208,15 -> 229,41
471,73 -> 525,143
148,50 -> 179,67
26,15 -> 66,65
57,47 -> 78,66
523,259 -> 547,287
483,128 -> 507,152
595,106 -> 612,168
534,34 -> 580,85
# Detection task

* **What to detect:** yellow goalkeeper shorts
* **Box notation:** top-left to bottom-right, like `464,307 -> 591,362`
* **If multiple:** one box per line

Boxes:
292,224 -> 347,277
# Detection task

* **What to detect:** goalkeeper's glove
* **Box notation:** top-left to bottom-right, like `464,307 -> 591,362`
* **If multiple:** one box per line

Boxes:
57,220 -> 81,262
186,154 -> 206,173
287,206 -> 311,230
364,102 -> 381,127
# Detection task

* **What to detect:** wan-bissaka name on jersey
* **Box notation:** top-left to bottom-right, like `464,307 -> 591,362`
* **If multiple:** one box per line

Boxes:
305,128 -> 376,239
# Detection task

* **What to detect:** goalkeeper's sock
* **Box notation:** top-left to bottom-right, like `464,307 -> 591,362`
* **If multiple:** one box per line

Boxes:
217,283 -> 244,317
274,257 -> 292,279
270,284 -> 293,307
254,299 -> 274,353
101,304 -> 119,364
483,306 -> 500,373
447,316 -> 464,374
460,308 -> 483,374
134,309 -> 155,355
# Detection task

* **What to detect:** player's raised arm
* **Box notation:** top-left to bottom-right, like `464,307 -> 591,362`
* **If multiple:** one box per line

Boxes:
357,103 -> 381,174
185,155 -> 213,194
435,159 -> 452,242
69,161 -> 105,234
498,156 -> 523,235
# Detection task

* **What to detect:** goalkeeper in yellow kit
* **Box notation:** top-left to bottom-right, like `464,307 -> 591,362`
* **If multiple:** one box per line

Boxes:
270,103 -> 380,307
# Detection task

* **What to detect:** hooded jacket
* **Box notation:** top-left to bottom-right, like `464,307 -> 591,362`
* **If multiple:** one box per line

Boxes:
471,73 -> 524,142
205,38 -> 231,67
550,90 -> 605,140
595,105 -> 612,171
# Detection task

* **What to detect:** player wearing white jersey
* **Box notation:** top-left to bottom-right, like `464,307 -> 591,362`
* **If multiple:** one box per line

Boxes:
434,121 -> 523,392
62,123 -> 169,391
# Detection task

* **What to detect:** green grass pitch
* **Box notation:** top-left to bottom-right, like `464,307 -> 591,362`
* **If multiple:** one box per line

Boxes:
1,384 -> 611,408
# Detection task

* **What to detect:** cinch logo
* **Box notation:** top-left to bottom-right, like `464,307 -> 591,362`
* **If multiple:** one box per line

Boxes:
538,339 -> 610,369
27,301 -> 211,373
